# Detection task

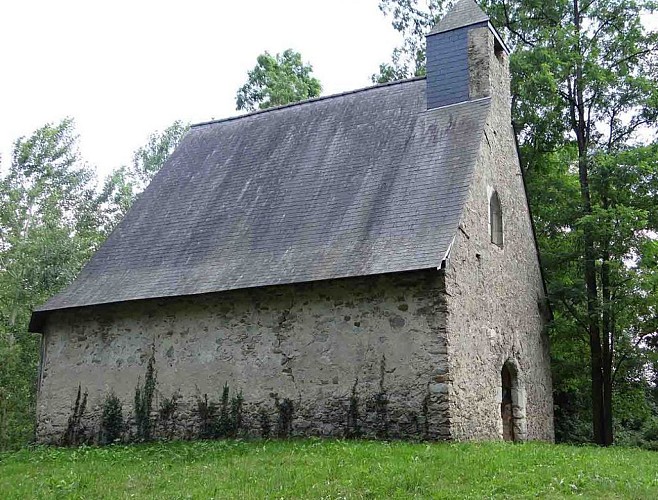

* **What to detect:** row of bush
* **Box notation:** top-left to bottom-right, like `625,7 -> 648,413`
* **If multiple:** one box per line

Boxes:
62,352 -> 301,445
59,353 -> 436,446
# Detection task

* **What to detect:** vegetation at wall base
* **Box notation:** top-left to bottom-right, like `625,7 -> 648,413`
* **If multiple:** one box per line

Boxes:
100,392 -> 124,445
133,351 -> 157,442
2,440 -> 658,499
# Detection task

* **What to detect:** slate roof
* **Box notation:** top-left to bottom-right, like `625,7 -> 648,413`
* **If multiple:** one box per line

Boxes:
30,77 -> 491,330
429,0 -> 489,35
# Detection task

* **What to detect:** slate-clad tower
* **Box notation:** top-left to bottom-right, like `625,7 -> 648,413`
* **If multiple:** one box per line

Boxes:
426,0 -> 508,109
31,0 -> 554,444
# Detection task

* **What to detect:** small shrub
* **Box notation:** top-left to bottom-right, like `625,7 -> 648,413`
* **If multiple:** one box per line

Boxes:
62,385 -> 88,446
195,394 -> 217,440
421,393 -> 430,440
373,392 -> 389,439
373,354 -> 389,439
259,407 -> 271,438
134,352 -> 157,441
276,397 -> 294,438
101,392 -> 124,444
158,393 -> 179,440
195,384 -> 243,440
643,419 -> 658,442
230,391 -> 244,437
217,383 -> 231,438
346,379 -> 361,438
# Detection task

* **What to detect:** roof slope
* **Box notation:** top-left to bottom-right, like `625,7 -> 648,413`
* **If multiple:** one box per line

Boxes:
429,0 -> 488,35
32,79 -> 490,323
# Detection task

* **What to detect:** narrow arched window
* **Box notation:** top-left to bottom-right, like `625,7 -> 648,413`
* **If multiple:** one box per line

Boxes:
490,190 -> 503,247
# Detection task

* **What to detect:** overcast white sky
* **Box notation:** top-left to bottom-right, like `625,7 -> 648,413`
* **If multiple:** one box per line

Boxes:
1,2 -> 656,180
0,0 -> 400,177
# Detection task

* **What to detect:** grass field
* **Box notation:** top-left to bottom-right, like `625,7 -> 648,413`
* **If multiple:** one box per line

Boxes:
1,439 -> 657,499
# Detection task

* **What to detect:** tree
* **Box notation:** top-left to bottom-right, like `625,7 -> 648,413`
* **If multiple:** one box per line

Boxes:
0,119 -> 100,448
128,120 -> 188,192
497,0 -> 658,448
94,120 -> 189,232
235,49 -> 322,111
372,0 -> 441,83
0,118 -> 188,449
376,0 -> 658,445
92,166 -> 136,237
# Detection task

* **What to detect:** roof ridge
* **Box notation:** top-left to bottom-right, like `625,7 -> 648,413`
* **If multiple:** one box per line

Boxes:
191,76 -> 426,128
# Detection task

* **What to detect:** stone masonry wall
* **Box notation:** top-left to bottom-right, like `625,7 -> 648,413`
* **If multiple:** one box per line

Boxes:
443,27 -> 554,441
37,270 -> 450,444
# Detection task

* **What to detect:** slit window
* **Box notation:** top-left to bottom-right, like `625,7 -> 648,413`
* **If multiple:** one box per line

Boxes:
490,190 -> 503,247
494,39 -> 505,62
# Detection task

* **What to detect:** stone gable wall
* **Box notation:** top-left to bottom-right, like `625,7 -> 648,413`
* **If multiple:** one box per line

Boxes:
444,27 -> 554,441
37,270 -> 450,443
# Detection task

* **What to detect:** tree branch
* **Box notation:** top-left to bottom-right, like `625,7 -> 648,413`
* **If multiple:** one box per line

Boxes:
611,330 -> 657,384
560,297 -> 591,336
501,0 -> 537,47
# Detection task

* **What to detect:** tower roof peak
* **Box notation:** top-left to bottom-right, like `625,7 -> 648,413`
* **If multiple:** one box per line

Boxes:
429,0 -> 489,35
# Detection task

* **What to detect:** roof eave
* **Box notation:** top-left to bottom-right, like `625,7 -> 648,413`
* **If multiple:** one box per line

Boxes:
28,264 -> 452,332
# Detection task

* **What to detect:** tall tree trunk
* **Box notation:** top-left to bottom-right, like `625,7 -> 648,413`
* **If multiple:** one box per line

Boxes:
601,191 -> 614,445
580,165 -> 605,446
0,389 -> 6,449
601,255 -> 614,445
572,0 -> 606,446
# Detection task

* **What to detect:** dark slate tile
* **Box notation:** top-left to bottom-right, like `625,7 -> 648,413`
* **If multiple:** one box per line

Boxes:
32,79 -> 491,320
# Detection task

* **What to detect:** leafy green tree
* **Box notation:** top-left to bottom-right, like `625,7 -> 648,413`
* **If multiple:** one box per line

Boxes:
94,120 -> 189,232
0,119 -> 100,448
376,0 -> 658,445
498,0 -> 658,447
128,120 -> 188,192
0,118 -> 187,449
236,49 -> 322,111
372,0 -> 441,83
92,166 -> 136,237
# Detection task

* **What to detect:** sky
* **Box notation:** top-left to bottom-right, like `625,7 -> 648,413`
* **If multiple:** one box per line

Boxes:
0,0 -> 401,177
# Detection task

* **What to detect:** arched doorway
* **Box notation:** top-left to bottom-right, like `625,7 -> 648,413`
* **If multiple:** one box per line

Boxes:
501,364 -> 515,441
501,360 -> 526,442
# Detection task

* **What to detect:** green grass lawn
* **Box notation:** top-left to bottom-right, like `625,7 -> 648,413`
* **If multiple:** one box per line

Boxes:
1,439 -> 656,499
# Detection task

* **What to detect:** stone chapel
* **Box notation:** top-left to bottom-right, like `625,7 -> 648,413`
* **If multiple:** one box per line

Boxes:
31,0 -> 554,443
